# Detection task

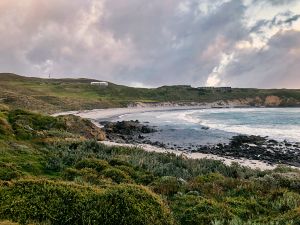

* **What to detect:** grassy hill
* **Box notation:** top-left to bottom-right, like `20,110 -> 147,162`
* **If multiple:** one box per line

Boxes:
1,104 -> 300,224
1,73 -> 300,114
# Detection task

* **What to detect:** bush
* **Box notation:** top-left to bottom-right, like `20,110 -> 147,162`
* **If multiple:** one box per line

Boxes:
63,167 -> 81,181
78,168 -> 100,184
225,197 -> 267,220
44,155 -> 63,172
179,199 -> 233,225
102,168 -> 131,184
109,158 -> 132,167
7,110 -> 65,140
0,104 -> 9,112
0,179 -> 174,225
75,158 -> 109,172
272,207 -> 300,225
271,191 -> 300,212
0,117 -> 13,138
0,163 -> 22,181
152,176 -> 182,196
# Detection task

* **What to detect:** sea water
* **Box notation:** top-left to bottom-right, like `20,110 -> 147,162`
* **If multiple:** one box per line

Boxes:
116,108 -> 300,145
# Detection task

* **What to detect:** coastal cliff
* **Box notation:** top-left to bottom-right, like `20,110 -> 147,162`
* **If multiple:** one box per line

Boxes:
129,95 -> 300,108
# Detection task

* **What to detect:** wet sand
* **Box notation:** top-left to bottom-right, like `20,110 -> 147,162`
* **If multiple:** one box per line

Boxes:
53,106 -> 209,121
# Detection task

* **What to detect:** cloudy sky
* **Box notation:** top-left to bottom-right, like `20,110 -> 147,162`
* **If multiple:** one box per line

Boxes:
0,0 -> 300,88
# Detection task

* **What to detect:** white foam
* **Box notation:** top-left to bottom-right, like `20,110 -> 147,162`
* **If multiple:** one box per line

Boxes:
109,107 -> 300,142
188,108 -> 300,142
175,111 -> 201,124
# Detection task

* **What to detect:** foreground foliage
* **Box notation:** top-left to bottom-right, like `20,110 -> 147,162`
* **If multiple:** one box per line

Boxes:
0,180 -> 173,225
1,106 -> 300,224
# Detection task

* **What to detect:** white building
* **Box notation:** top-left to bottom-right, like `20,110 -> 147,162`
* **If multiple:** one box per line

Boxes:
90,81 -> 108,87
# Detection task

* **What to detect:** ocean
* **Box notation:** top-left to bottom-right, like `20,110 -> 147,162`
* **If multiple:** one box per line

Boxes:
116,108 -> 300,146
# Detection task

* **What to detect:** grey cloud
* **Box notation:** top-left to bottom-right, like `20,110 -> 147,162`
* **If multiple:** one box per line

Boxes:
270,0 -> 297,5
250,11 -> 299,34
254,0 -> 298,6
99,0 -> 248,86
0,0 -> 299,88
283,14 -> 300,25
222,30 -> 300,88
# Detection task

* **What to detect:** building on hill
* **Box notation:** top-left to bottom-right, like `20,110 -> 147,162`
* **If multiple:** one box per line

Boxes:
90,81 -> 108,87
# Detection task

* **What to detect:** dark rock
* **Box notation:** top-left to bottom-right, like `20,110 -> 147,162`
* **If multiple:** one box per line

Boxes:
101,120 -> 157,143
230,135 -> 266,147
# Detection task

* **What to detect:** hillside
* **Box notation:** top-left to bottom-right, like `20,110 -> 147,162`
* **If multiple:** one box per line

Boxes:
1,104 -> 300,224
1,73 -> 300,114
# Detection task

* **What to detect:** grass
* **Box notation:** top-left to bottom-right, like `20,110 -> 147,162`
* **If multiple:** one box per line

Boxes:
1,73 -> 300,114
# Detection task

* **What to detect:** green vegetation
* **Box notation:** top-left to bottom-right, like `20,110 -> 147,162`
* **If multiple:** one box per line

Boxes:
1,105 -> 300,224
0,180 -> 172,225
1,73 -> 300,113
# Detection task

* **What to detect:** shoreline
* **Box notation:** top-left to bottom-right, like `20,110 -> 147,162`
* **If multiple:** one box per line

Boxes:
100,140 -> 277,170
54,106 -> 300,171
53,99 -> 266,121
53,105 -> 216,120
53,104 -> 300,121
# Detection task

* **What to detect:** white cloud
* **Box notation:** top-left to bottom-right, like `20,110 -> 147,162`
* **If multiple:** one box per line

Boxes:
177,1 -> 191,15
206,53 -> 234,86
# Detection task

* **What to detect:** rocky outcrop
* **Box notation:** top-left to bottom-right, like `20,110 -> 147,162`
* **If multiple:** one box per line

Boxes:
264,96 -> 282,106
58,115 -> 106,141
101,120 -> 156,143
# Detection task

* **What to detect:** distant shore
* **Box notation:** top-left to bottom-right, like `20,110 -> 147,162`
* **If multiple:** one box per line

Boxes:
53,105 -> 207,120
53,100 -> 256,121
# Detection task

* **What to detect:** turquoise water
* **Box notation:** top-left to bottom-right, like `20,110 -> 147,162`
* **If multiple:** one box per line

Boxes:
118,108 -> 300,142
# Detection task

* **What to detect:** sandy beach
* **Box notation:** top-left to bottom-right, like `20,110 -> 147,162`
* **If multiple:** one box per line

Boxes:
53,99 -> 252,121
53,105 -> 209,120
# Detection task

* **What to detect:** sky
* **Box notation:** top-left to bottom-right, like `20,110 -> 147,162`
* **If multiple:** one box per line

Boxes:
0,0 -> 300,88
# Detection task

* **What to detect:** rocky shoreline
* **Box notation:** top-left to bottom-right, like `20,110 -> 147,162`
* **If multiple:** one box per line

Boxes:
101,120 -> 300,167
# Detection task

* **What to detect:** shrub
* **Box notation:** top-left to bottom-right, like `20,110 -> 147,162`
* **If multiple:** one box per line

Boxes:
0,104 -> 9,112
0,116 -> 13,138
0,163 -> 22,181
75,158 -> 109,172
79,168 -> 100,184
152,176 -> 182,196
271,191 -> 300,212
44,155 -> 63,172
102,168 -> 131,184
113,165 -> 138,179
7,110 -> 65,140
0,179 -> 174,225
109,158 -> 132,167
272,207 -> 300,225
135,172 -> 156,185
225,197 -> 267,220
179,199 -> 233,225
63,167 -> 81,181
